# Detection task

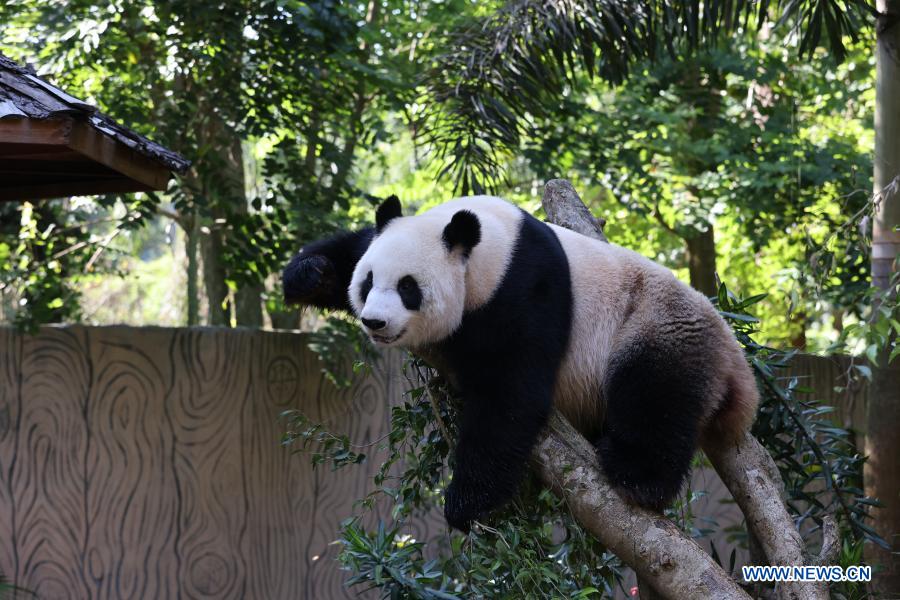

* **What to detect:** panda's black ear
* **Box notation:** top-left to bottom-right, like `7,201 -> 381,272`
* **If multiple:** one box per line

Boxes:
375,195 -> 402,233
442,210 -> 481,257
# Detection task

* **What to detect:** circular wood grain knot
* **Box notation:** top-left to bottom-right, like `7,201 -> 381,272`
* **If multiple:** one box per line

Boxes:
266,357 -> 299,405
36,576 -> 70,600
189,552 -> 232,597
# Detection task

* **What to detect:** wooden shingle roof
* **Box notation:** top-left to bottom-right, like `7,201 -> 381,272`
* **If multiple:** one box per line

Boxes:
0,53 -> 190,201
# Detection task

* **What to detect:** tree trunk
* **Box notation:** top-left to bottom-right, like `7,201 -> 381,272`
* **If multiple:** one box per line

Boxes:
186,212 -> 199,326
225,138 -> 263,327
678,61 -> 721,299
201,225 -> 229,326
534,413 -> 751,600
685,225 -> 718,297
866,1 -> 900,593
789,310 -> 808,350
328,0 -> 379,200
199,126 -> 262,327
268,308 -> 299,330
235,285 -> 262,327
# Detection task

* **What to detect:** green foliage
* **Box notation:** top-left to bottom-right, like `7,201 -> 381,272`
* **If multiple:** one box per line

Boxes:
281,408 -> 368,471
834,536 -> 872,600
339,520 -> 458,599
1,0 -> 469,326
421,0 -> 874,193
522,36 -> 874,347
0,0 -> 882,349
789,178 -> 900,363
287,357 -> 624,598
0,197 -> 145,330
839,278 -> 900,367
306,314 -> 381,388
362,366 -> 454,516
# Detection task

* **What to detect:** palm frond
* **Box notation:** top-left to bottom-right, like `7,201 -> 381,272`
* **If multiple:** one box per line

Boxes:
421,0 -> 875,193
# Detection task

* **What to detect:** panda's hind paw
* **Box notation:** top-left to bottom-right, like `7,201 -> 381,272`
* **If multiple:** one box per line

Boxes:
609,480 -> 672,513
597,436 -> 688,513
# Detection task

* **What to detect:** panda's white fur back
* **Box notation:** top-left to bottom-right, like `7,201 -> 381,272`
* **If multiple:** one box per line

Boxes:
415,196 -> 757,443
547,225 -> 757,440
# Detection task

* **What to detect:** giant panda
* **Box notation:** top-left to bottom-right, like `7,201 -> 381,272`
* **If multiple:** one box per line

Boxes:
283,194 -> 759,532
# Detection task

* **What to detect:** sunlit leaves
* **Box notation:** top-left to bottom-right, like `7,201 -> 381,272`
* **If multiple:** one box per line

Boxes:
421,0 -> 874,193
0,0 -> 438,326
522,37 -> 874,348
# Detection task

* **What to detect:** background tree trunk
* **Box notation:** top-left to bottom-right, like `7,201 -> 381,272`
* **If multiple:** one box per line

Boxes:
327,0 -> 379,201
679,61 -> 722,299
201,225 -> 229,326
268,309 -> 299,330
186,213 -> 199,326
199,124 -> 262,327
866,0 -> 900,593
234,285 -> 263,326
228,139 -> 263,327
685,225 -> 718,297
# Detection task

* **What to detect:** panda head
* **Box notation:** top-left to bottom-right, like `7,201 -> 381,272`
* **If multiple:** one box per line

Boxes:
349,196 -> 481,348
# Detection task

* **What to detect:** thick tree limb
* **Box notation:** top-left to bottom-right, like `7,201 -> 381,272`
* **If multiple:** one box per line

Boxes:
542,179 -> 608,242
534,413 -> 751,599
535,179 -> 833,600
705,433 -> 837,600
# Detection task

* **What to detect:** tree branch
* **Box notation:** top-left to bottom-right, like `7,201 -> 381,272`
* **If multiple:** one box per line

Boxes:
705,433 -> 837,600
535,178 -> 832,600
542,179 -> 609,242
534,413 -> 751,599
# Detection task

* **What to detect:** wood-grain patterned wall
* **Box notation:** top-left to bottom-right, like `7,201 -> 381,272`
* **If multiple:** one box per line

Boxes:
0,327 -> 866,599
0,326 -> 444,599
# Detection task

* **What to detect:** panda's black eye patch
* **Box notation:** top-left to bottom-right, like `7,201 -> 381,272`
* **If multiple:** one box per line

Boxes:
397,275 -> 422,311
360,271 -> 373,302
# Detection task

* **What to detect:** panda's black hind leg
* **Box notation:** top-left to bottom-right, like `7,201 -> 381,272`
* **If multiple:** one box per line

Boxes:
596,342 -> 710,511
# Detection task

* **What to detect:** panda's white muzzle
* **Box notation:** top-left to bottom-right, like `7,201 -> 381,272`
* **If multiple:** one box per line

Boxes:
359,289 -> 409,346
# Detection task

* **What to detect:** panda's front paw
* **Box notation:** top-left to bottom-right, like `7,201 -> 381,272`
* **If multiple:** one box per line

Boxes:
444,480 -> 488,533
282,253 -> 336,305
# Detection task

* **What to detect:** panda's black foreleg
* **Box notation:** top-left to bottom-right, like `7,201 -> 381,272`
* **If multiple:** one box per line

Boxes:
444,375 -> 554,532
282,227 -> 375,312
597,343 -> 709,512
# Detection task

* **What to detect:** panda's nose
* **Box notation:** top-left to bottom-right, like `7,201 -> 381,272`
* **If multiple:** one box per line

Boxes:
362,317 -> 386,331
